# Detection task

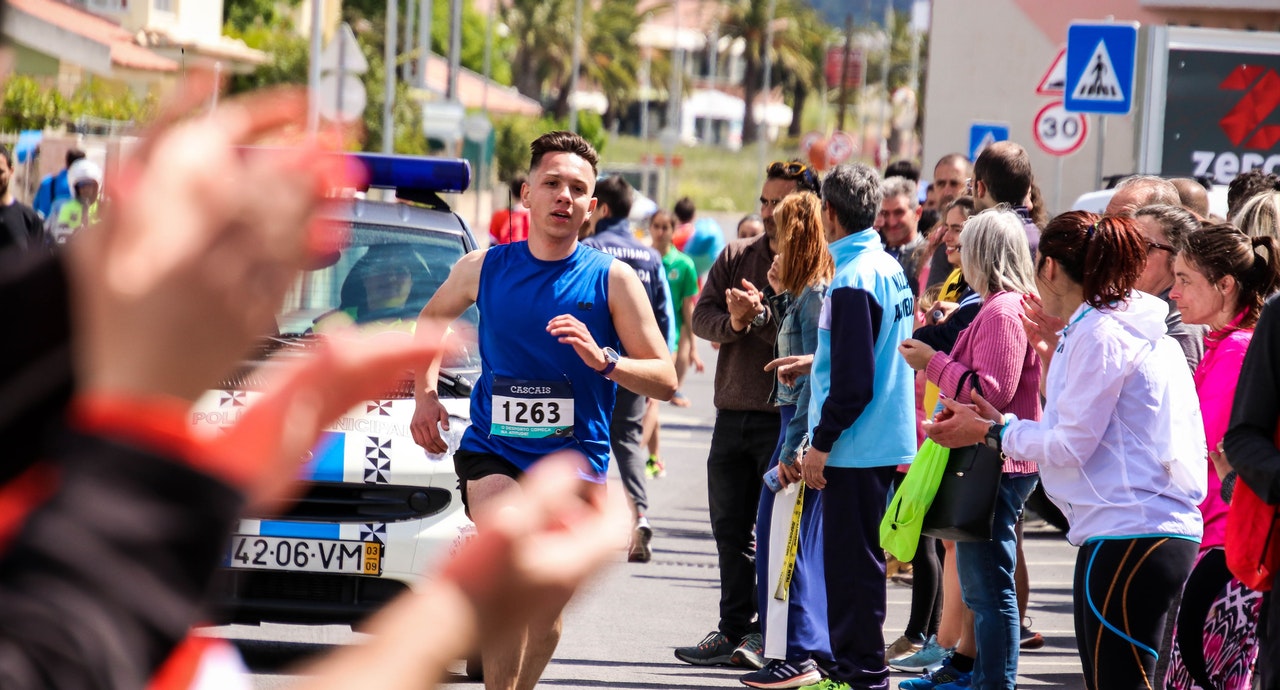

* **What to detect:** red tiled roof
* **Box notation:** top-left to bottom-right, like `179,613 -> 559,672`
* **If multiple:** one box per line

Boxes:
423,52 -> 542,116
9,0 -> 178,72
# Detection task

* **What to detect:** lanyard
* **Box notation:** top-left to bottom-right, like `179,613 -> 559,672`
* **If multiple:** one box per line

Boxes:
1056,306 -> 1094,353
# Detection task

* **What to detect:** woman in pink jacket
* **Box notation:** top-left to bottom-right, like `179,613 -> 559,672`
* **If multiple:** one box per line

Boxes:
1165,223 -> 1280,690
897,208 -> 1042,690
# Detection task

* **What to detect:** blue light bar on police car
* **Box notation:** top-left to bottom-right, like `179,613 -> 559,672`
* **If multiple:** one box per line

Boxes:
347,152 -> 471,194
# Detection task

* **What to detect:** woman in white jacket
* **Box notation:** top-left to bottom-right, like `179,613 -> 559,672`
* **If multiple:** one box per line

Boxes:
925,211 -> 1207,690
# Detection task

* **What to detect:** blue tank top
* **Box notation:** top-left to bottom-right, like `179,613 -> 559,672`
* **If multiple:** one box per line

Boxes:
460,241 -> 620,476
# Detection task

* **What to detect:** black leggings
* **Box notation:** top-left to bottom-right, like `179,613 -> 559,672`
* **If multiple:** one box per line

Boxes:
906,536 -> 943,640
1073,536 -> 1197,690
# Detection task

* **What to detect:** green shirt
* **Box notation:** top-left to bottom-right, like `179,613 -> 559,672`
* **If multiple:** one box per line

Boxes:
662,246 -> 698,337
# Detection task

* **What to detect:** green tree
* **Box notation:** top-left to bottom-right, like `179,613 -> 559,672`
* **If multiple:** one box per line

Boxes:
774,4 -> 831,138
224,17 -> 309,93
720,0 -> 815,146
357,30 -> 429,155
343,0 -> 513,86
1,76 -> 64,131
224,0 -> 300,33
504,0 -> 573,103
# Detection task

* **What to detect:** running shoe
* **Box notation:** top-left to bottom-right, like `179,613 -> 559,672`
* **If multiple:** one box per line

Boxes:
739,658 -> 823,688
629,517 -> 653,563
1020,618 -> 1045,650
646,455 -> 667,478
889,635 -> 951,673
898,658 -> 971,690
885,634 -> 925,663
731,632 -> 765,669
670,390 -> 692,408
675,630 -> 736,666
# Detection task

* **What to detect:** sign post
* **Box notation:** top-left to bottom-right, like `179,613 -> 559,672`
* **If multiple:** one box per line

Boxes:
1064,21 -> 1139,188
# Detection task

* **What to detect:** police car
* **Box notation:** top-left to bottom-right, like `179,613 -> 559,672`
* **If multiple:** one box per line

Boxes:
192,153 -> 479,626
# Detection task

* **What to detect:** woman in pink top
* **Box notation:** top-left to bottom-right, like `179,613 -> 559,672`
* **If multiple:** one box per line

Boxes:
1165,223 -> 1280,690
898,208 -> 1042,690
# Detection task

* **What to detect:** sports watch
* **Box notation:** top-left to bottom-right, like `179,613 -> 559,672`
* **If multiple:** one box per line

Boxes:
983,421 -> 1005,453
597,347 -> 620,378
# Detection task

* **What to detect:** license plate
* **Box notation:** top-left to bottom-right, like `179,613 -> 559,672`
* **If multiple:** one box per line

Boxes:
226,535 -> 382,576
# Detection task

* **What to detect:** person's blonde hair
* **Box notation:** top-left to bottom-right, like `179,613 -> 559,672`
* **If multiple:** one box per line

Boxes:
960,208 -> 1038,298
775,192 -> 834,295
1235,190 -> 1280,243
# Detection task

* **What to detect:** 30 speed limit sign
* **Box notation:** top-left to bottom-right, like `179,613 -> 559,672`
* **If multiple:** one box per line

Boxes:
1033,100 -> 1088,156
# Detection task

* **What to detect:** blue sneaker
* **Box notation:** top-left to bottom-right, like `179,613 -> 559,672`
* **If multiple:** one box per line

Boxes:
897,658 -> 971,690
889,635 -> 950,673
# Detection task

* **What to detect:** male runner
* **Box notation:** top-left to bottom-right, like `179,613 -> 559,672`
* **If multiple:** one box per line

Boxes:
411,130 -> 676,690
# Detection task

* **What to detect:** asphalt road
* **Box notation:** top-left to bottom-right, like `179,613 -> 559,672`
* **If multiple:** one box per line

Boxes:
207,340 -> 1089,689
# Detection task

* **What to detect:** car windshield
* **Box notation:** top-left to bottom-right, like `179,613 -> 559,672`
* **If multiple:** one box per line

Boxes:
277,222 -> 479,367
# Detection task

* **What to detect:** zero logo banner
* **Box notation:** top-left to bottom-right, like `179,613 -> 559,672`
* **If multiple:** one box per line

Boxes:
1219,66 -> 1280,150
1161,49 -> 1280,184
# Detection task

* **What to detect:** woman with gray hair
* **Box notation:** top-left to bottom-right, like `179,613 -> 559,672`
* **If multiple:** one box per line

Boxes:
897,208 -> 1042,690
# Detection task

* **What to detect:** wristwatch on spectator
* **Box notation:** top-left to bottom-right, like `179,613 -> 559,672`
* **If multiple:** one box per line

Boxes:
750,310 -> 768,329
983,421 -> 1004,453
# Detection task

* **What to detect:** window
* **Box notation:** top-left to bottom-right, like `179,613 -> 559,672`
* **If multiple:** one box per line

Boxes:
86,0 -> 127,11
153,0 -> 172,11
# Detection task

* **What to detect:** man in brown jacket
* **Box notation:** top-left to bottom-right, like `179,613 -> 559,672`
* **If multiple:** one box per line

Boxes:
675,161 -> 820,669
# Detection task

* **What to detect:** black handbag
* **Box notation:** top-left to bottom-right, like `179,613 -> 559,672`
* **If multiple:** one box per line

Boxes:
921,371 -> 1004,542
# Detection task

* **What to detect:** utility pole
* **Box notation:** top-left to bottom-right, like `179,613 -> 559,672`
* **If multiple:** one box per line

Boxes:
447,0 -> 462,100
702,19 -> 718,143
906,0 -> 922,159
307,0 -> 323,134
878,1 -> 892,165
418,0 -> 431,90
568,0 -> 584,132
402,0 -> 416,83
858,0 -> 871,154
755,0 -> 777,194
836,14 -> 853,133
383,0 -> 397,154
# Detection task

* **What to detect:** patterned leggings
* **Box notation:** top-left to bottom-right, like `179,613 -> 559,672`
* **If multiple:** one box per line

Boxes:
1164,548 -> 1263,690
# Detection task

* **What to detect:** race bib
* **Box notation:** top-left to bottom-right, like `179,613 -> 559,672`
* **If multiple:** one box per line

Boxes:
490,377 -> 574,438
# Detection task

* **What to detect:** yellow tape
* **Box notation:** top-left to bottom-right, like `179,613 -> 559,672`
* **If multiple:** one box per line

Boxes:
774,482 -> 806,601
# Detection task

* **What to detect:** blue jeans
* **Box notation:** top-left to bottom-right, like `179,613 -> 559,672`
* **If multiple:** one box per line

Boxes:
955,474 -> 1038,690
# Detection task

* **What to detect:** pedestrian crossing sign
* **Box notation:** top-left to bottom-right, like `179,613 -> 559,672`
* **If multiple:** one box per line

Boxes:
968,122 -> 1009,163
1064,22 -> 1138,115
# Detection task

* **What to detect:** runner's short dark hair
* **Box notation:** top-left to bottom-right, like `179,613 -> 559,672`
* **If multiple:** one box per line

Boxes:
529,131 -> 599,177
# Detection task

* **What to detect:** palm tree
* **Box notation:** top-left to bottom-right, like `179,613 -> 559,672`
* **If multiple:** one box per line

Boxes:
552,0 -> 656,122
720,0 -> 813,146
775,5 -> 830,138
504,0 -> 575,102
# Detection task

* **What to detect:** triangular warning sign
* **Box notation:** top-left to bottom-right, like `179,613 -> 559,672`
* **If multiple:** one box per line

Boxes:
1071,40 -> 1124,102
1036,48 -> 1066,96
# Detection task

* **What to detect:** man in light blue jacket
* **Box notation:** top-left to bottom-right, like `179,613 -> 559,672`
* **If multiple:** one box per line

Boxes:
800,163 -> 916,690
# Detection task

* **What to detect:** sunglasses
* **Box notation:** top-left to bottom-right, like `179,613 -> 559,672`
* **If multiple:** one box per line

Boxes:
768,160 -> 810,179
1146,239 -> 1176,254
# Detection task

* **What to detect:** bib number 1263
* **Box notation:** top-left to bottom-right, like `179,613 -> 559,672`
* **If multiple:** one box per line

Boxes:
491,377 -> 574,438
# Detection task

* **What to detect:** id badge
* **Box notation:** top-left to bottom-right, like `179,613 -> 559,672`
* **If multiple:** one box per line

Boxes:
490,376 -> 574,438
